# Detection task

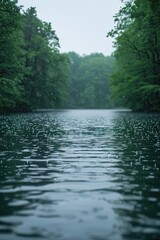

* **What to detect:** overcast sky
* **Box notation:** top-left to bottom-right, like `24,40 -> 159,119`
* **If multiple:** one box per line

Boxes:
18,0 -> 123,56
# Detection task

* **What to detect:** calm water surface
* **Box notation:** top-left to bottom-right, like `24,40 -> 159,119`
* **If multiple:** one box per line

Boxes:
0,110 -> 160,240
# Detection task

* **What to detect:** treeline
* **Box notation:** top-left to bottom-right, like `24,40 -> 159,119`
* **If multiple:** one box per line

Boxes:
67,52 -> 114,108
0,0 -> 114,113
3,0 -> 159,113
0,0 -> 69,113
108,0 -> 160,112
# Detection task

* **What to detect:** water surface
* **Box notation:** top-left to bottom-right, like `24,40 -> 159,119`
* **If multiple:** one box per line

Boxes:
0,110 -> 160,240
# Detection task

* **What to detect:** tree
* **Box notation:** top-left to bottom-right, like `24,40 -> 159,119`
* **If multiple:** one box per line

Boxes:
22,7 -> 69,109
0,3 -> 70,113
0,0 -> 24,112
67,52 -> 82,107
108,0 -> 160,112
79,54 -> 114,108
67,52 -> 114,108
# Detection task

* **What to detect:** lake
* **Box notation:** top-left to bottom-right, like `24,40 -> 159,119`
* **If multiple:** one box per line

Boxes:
0,109 -> 160,240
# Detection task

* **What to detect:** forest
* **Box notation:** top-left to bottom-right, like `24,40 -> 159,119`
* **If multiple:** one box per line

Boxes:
67,52 -> 114,109
0,0 -> 160,113
108,0 -> 160,112
0,0 -> 69,113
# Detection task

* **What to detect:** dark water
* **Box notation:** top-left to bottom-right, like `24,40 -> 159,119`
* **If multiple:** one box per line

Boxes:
0,110 -> 160,240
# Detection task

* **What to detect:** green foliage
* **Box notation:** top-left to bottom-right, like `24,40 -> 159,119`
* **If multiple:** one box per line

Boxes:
67,52 -> 114,108
22,7 -> 69,109
0,2 -> 69,113
0,0 -> 24,112
49,53 -> 70,108
108,0 -> 160,112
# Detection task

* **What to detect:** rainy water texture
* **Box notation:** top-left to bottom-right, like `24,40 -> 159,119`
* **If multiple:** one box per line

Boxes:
0,110 -> 160,240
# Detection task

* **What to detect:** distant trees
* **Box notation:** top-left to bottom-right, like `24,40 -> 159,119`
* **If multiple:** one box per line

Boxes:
67,52 -> 114,108
108,0 -> 160,112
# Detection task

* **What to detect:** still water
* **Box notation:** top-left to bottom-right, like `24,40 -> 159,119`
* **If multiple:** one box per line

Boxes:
0,110 -> 160,240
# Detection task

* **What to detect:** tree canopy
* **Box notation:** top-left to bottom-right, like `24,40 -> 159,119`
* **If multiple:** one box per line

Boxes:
0,0 -> 24,111
0,0 -> 114,114
67,52 -> 114,109
108,0 -> 160,112
2,0 -> 159,113
0,0 -> 69,113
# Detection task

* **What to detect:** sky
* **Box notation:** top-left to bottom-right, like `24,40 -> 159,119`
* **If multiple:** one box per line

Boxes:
18,0 -> 123,56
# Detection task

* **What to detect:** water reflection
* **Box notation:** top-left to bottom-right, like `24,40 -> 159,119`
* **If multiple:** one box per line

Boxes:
0,110 -> 160,240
